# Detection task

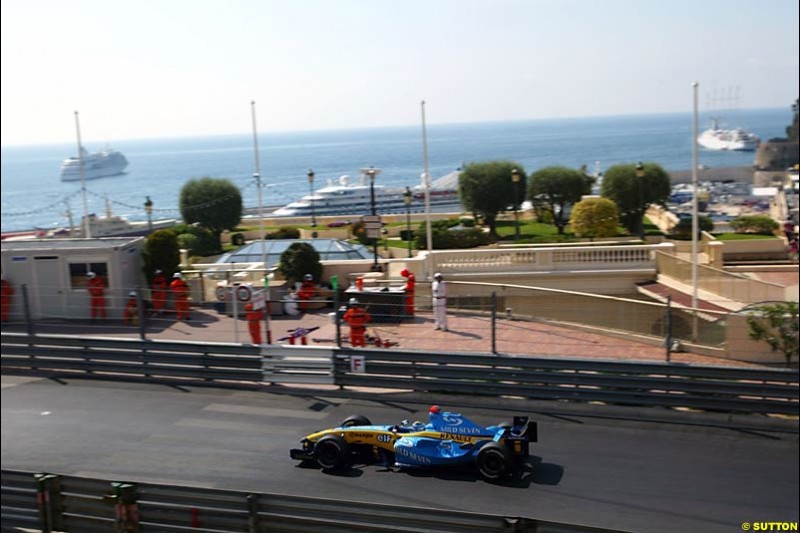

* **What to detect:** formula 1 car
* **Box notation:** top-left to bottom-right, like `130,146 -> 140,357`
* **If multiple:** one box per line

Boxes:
289,405 -> 538,480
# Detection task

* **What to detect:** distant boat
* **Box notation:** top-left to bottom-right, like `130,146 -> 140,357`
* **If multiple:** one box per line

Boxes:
270,169 -> 462,217
60,146 -> 129,181
698,118 -> 760,151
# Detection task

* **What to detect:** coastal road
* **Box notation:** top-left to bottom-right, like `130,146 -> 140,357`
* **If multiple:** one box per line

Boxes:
2,376 -> 798,533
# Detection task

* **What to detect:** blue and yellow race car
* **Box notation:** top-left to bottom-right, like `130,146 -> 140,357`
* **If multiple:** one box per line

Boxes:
290,405 -> 538,480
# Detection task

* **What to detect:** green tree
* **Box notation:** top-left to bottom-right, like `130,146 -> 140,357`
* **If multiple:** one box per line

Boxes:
143,229 -> 181,279
278,242 -> 323,284
179,177 -> 243,250
787,98 -> 799,142
730,215 -> 779,235
529,166 -> 591,234
671,215 -> 715,239
601,162 -> 670,237
747,302 -> 799,367
569,197 -> 620,240
458,161 -> 526,238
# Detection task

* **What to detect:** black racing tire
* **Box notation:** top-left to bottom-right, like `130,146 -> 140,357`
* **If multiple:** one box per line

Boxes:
477,442 -> 512,480
341,414 -> 372,427
314,435 -> 349,470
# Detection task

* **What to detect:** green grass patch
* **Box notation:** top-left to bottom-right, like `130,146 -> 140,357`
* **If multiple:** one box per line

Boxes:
713,233 -> 780,241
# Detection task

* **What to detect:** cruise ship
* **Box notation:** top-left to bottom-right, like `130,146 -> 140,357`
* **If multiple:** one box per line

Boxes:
698,119 -> 760,151
271,169 -> 462,217
60,146 -> 129,181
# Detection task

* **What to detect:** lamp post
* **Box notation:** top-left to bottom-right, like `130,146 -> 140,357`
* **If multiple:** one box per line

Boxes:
307,169 -> 317,231
404,186 -> 413,258
511,168 -> 522,241
635,161 -> 646,240
365,166 -> 382,272
144,196 -> 153,233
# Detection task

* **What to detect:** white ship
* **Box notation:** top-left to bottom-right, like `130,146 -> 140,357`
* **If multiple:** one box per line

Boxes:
271,169 -> 462,217
698,119 -> 760,151
55,198 -> 176,238
60,146 -> 129,181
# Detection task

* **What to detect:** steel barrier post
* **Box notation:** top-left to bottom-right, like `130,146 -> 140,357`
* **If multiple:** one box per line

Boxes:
111,482 -> 140,533
22,284 -> 34,337
491,291 -> 498,354
136,289 -> 146,341
247,493 -> 260,532
665,295 -> 672,362
34,473 -> 63,533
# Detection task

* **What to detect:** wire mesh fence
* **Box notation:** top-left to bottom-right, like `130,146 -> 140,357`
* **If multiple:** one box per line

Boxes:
1,275 -> 793,366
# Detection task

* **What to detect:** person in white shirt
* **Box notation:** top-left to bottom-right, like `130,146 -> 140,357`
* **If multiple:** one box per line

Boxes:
431,272 -> 448,331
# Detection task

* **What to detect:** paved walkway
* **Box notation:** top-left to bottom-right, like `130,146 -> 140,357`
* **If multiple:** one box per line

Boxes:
4,305 -> 763,368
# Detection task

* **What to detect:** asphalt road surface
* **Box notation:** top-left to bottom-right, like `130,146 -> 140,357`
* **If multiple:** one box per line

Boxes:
2,376 -> 798,532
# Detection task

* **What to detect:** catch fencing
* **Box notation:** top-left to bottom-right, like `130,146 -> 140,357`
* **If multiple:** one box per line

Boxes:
1,469 -> 631,533
2,332 -> 797,415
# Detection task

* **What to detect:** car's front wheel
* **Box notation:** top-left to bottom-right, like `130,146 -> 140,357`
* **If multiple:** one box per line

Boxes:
477,442 -> 512,480
314,435 -> 348,470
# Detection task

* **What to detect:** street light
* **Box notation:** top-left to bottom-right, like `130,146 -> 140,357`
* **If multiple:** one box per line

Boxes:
511,168 -> 522,241
365,166 -> 383,272
404,186 -> 413,258
307,169 -> 317,230
144,196 -> 153,233
635,162 -> 646,240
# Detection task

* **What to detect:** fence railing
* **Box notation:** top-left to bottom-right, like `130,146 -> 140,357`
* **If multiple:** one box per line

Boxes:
656,251 -> 786,304
2,333 -> 797,415
1,469 -> 632,533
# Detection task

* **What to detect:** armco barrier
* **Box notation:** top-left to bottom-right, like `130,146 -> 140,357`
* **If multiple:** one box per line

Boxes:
334,348 -> 799,416
1,469 -> 632,533
1,332 -> 798,415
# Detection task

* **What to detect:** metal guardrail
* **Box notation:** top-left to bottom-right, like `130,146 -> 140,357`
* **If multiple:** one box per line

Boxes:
2,332 -> 798,415
334,348 -> 799,416
1,469 -> 631,533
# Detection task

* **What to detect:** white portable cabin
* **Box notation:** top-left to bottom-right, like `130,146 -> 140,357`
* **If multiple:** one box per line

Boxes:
1,237 -> 145,320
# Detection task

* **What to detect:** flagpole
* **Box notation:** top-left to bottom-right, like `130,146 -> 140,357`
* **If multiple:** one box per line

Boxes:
74,111 -> 91,238
691,82 -> 699,342
421,100 -> 433,260
251,100 -> 272,344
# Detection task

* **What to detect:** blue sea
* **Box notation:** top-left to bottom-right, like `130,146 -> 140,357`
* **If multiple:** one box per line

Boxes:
0,108 -> 791,233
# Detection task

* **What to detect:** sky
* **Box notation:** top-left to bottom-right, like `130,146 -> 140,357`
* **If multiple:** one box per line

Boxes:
1,0 -> 798,145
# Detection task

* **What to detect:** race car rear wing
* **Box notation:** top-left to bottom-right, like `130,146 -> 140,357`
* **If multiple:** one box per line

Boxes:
513,416 -> 538,442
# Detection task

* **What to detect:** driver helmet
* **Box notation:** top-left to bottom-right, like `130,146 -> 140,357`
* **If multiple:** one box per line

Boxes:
86,272 -> 96,279
348,298 -> 359,306
128,290 -> 136,297
303,274 -> 313,281
154,269 -> 162,275
400,268 -> 410,277
173,272 -> 183,279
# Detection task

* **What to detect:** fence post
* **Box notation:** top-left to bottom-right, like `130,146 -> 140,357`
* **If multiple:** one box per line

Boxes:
491,291 -> 497,355
136,289 -> 146,341
22,283 -> 34,337
247,493 -> 260,532
665,295 -> 672,362
34,473 -> 63,533
111,482 -> 140,533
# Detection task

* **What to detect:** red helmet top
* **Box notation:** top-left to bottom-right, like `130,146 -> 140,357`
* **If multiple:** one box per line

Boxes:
429,405 -> 440,414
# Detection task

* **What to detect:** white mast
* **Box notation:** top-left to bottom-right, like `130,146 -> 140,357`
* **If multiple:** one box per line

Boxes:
74,111 -> 91,238
691,82 -> 699,342
251,100 -> 271,344
420,100 -> 433,258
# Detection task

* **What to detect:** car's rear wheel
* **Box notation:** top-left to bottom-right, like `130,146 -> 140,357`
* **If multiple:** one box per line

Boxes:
341,414 -> 372,427
477,442 -> 512,480
314,435 -> 348,470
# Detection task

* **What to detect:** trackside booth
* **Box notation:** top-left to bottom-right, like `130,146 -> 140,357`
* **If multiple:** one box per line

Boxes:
1,237 -> 145,320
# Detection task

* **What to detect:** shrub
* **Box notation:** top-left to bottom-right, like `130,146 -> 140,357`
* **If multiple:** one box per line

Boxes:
267,226 -> 300,239
730,215 -> 779,235
671,216 -> 714,239
278,242 -> 323,284
175,226 -> 219,256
